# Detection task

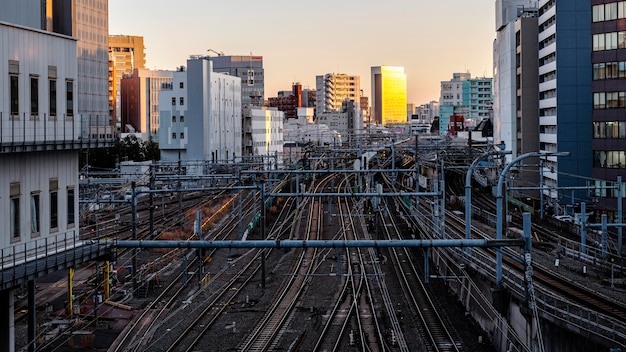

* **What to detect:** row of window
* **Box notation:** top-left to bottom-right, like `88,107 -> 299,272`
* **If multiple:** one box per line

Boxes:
171,97 -> 184,106
593,91 -> 626,109
593,61 -> 626,80
593,150 -> 626,168
592,2 -> 626,22
171,132 -> 184,139
171,115 -> 185,123
594,121 -> 626,139
8,62 -> 74,119
10,182 -> 75,240
592,31 -> 626,51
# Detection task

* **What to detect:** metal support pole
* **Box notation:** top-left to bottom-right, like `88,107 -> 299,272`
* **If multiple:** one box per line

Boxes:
131,182 -> 138,294
149,165 -> 155,239
602,214 -> 608,259
581,202 -> 587,254
423,248 -> 430,284
104,261 -> 110,300
28,280 -> 35,352
540,158 -> 545,220
260,182 -> 266,289
618,176 -> 623,254
67,267 -> 74,318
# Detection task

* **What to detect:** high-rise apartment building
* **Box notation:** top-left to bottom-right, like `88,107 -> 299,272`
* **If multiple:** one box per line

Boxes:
371,66 -> 407,125
439,73 -> 492,134
538,0 -> 591,204
315,73 -> 361,113
121,68 -> 174,140
208,55 -> 264,106
109,35 -> 146,129
591,1 -> 626,218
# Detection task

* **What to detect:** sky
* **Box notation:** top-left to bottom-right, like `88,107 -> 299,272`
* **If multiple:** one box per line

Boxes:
109,0 -> 495,105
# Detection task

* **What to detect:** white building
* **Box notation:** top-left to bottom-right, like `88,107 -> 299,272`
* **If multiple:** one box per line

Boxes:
244,106 -> 284,169
315,73 -> 361,113
0,10 -> 94,352
316,99 -> 362,140
159,58 -> 242,173
440,72 -> 470,106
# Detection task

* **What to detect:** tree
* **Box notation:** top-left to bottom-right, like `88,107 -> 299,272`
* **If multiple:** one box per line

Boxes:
80,135 -> 160,171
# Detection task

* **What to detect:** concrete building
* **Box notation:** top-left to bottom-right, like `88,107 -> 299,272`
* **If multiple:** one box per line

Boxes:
159,58 -> 242,173
243,105 -> 284,169
371,66 -> 407,126
1,3 -> 113,350
538,0 -> 592,205
316,99 -> 363,139
208,54 -> 264,107
591,0 -> 626,218
493,1 -> 538,160
267,82 -> 303,119
439,73 -> 492,134
109,35 -> 146,130
315,73 -> 361,113
494,1 -> 540,201
120,68 -> 174,140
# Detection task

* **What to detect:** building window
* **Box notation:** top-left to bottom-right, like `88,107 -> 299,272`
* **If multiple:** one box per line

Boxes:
31,192 -> 40,235
49,79 -> 57,118
180,132 -> 184,139
67,187 -> 75,227
179,97 -> 184,105
172,132 -> 177,139
10,75 -> 19,119
172,97 -> 176,105
66,80 -> 74,118
179,82 -> 184,89
10,183 -> 20,239
172,116 -> 176,122
180,115 -> 184,122
30,76 -> 39,118
50,179 -> 58,231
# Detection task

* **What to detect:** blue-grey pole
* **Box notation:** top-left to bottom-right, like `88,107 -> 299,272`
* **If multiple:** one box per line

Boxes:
131,182 -> 138,293
618,176 -> 623,253
581,202 -> 587,254
496,152 -> 569,288
602,214 -> 608,258
465,150 -> 510,254
539,158 -> 544,220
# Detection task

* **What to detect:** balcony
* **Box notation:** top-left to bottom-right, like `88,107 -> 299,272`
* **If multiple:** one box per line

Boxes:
0,112 -> 116,153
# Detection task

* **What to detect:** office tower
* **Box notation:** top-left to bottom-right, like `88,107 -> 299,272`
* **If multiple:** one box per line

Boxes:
120,68 -> 174,140
591,1 -> 626,217
75,0 -> 110,137
208,54 -> 264,106
315,73 -> 361,113
109,35 -> 146,129
371,66 -> 407,125
538,0 -> 591,205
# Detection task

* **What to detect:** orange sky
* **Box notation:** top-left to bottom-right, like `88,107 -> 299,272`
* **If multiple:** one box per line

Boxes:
109,0 -> 495,106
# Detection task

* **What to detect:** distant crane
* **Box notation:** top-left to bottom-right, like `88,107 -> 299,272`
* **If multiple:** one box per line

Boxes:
207,49 -> 224,56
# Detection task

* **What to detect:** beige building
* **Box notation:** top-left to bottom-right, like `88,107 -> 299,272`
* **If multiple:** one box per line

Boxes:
109,35 -> 146,130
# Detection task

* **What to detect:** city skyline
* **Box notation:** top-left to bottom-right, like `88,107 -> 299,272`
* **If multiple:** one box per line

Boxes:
109,0 -> 495,105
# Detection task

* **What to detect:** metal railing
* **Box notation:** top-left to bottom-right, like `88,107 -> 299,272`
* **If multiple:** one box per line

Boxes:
0,111 -> 116,150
